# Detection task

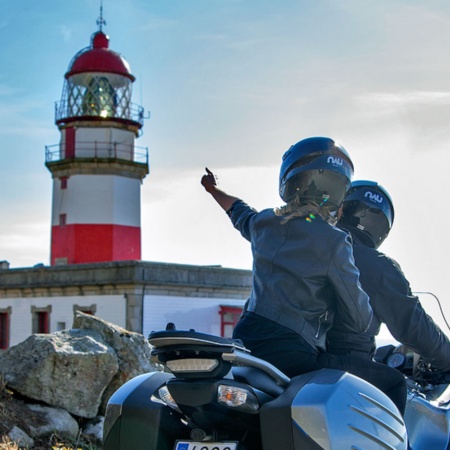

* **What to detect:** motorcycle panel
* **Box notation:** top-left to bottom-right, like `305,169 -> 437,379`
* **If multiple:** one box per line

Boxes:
261,369 -> 408,450
103,371 -> 189,450
404,393 -> 450,449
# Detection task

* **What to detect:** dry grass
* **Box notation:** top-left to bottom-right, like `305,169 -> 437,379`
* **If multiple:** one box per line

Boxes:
0,433 -> 101,450
0,436 -> 19,450
0,434 -> 101,449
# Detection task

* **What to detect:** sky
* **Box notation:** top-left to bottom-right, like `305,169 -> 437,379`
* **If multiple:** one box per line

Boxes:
1,0 -> 450,337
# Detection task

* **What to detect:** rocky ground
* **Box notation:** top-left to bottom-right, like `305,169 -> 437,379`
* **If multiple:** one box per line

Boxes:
0,373 -> 101,450
0,312 -> 161,449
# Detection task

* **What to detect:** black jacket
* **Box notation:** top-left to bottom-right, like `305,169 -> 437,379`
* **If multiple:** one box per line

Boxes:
327,231 -> 450,371
229,200 -> 373,352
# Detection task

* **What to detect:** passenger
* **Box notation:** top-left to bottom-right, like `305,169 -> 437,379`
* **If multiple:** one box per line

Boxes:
201,136 -> 407,414
328,181 -> 450,372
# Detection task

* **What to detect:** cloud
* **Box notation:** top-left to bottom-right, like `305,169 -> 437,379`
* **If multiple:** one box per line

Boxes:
141,165 -> 279,269
356,91 -> 450,106
0,83 -> 23,97
0,95 -> 55,138
351,91 -> 450,144
58,25 -> 73,43
0,220 -> 50,268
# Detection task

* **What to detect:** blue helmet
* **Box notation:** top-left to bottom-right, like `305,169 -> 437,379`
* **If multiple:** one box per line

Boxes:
279,136 -> 354,209
338,180 -> 394,249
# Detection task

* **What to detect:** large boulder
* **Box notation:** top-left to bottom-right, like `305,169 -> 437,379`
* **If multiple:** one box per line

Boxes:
0,329 -> 119,418
0,312 -> 160,445
72,311 -> 158,412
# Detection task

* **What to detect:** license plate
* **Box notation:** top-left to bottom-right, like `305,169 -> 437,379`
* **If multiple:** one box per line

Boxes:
175,441 -> 237,450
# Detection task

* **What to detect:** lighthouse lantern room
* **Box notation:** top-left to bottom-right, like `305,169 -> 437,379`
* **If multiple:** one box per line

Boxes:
45,20 -> 149,266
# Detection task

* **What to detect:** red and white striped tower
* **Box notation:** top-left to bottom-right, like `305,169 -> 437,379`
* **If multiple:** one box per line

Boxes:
45,21 -> 149,266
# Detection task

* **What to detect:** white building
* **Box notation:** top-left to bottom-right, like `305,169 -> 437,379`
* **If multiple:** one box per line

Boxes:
0,261 -> 251,349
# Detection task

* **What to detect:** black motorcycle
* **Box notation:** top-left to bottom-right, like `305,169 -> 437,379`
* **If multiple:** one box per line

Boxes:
103,322 -> 450,449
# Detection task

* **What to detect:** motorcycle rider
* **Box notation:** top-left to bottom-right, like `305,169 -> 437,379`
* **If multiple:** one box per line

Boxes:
327,180 -> 450,371
201,136 -> 407,414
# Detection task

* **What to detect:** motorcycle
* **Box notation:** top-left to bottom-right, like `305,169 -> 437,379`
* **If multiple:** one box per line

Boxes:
376,344 -> 450,449
103,323 -> 450,449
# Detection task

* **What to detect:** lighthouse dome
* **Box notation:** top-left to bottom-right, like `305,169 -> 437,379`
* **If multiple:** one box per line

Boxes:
56,29 -> 144,128
65,31 -> 135,81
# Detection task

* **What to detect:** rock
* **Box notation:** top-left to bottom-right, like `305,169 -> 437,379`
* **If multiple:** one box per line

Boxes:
0,394 -> 77,443
7,426 -> 34,449
72,311 -> 158,412
0,329 -> 119,418
82,416 -> 104,442
0,312 -> 161,445
26,404 -> 79,439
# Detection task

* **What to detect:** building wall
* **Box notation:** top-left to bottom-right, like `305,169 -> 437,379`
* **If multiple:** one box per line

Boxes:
52,174 -> 141,226
143,295 -> 246,338
0,294 -> 126,347
0,261 -> 252,349
75,127 -> 135,153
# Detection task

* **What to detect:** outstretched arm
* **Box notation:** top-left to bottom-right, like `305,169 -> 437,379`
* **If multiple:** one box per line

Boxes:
201,167 -> 240,212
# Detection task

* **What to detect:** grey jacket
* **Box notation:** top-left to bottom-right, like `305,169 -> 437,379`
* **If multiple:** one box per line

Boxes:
228,200 -> 373,352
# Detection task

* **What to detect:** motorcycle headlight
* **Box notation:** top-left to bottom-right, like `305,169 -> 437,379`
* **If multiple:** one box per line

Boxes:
218,384 -> 260,412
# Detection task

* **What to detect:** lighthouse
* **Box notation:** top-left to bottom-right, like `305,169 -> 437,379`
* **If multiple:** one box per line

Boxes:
45,20 -> 149,266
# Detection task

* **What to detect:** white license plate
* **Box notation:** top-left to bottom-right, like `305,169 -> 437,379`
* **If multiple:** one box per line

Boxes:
175,441 -> 237,450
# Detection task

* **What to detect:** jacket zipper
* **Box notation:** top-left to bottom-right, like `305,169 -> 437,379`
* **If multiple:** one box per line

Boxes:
315,311 -> 329,338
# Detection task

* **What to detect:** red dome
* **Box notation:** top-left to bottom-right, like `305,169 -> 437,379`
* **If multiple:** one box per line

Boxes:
65,31 -> 135,81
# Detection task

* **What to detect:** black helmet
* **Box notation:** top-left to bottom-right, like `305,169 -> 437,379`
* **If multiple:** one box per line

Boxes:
339,180 -> 394,249
279,136 -> 354,210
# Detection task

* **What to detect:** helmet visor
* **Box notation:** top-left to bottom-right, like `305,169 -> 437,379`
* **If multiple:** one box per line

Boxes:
283,169 -> 351,210
345,186 -> 394,229
342,201 -> 391,248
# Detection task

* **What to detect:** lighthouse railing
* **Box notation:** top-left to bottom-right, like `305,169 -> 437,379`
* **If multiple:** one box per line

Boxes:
54,101 -> 147,127
45,142 -> 149,165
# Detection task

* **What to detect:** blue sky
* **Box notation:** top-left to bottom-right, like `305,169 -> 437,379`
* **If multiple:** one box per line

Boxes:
1,1 -> 450,334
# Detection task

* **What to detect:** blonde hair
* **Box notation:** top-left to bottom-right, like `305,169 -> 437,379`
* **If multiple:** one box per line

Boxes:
274,196 -> 337,225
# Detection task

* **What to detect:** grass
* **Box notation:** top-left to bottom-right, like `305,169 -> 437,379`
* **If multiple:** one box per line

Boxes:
0,434 -> 101,450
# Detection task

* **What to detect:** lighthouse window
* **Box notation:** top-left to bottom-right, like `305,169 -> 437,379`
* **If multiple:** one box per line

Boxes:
59,73 -> 133,122
60,177 -> 68,189
59,214 -> 67,227
82,76 -> 117,118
